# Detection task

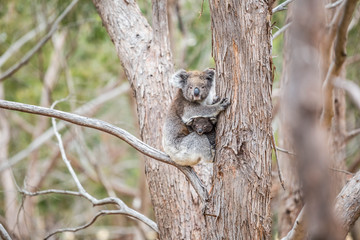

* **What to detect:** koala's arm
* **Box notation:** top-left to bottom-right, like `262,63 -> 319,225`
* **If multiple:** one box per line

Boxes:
182,98 -> 230,124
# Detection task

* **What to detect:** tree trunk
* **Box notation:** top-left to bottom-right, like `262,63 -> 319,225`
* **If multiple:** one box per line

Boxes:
205,1 -> 273,239
94,0 -> 274,239
92,1 -> 206,239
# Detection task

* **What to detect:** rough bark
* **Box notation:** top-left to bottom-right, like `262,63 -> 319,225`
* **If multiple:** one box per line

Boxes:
92,0 -> 206,238
205,1 -> 273,239
335,170 -> 360,238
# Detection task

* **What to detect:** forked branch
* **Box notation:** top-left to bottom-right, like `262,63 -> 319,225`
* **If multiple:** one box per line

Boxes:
0,99 -> 209,202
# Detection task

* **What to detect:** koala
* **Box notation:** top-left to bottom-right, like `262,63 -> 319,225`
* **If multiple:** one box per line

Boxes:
162,68 -> 230,166
187,117 -> 217,148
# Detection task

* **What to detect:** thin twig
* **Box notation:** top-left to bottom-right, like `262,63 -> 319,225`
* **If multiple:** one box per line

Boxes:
329,167 -> 354,176
325,0 -> 345,9
273,0 -> 296,13
0,0 -> 79,82
276,146 -> 296,156
345,128 -> 360,143
0,224 -> 12,240
199,0 -> 205,17
334,78 -> 360,110
281,207 -> 306,240
271,133 -> 285,190
272,22 -> 292,41
0,99 -> 209,202
44,210 -> 129,239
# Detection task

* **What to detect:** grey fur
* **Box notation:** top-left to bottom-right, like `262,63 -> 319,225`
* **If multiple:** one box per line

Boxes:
162,69 -> 230,166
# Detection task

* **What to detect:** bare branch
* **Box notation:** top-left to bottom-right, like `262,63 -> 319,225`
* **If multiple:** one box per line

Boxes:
0,0 -> 78,82
321,0 -> 358,128
20,188 -> 158,238
0,83 -> 129,172
0,224 -> 12,240
281,207 -> 306,240
271,134 -> 285,190
345,128 -> 360,143
273,0 -> 296,13
325,0 -> 345,9
276,146 -> 296,156
334,78 -> 360,110
329,167 -> 354,176
35,103 -> 159,236
272,22 -> 292,41
0,99 -> 209,202
44,210 -> 131,240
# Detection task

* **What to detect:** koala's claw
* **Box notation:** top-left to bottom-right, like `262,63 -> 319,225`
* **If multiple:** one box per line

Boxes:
212,96 -> 220,104
220,98 -> 231,108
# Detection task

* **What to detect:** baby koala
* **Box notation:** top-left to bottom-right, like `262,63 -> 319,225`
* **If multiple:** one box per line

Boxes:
187,117 -> 216,151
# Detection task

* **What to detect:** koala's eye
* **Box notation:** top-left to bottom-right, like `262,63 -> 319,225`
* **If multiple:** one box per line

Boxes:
201,86 -> 205,89
189,86 -> 193,90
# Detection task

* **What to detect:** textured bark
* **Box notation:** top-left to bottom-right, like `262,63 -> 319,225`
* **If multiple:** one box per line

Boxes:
205,1 -> 273,239
335,170 -> 360,238
92,0 -> 206,239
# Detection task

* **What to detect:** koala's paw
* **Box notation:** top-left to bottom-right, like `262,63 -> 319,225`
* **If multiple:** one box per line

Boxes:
219,98 -> 231,109
212,96 -> 220,104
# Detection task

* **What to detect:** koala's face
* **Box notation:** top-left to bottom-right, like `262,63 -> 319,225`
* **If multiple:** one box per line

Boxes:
171,68 -> 215,103
189,117 -> 214,135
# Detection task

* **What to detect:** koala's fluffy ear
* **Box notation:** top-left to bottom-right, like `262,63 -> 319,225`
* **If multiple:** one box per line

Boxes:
203,68 -> 215,82
210,117 -> 217,125
171,69 -> 189,88
185,118 -> 194,126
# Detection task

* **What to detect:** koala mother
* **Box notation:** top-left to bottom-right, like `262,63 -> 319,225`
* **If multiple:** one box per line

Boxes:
162,68 -> 230,166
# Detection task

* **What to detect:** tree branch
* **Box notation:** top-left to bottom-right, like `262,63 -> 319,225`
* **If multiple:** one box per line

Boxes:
320,0 -> 358,128
345,128 -> 360,143
325,0 -> 345,9
0,0 -> 78,82
0,224 -> 12,240
281,207 -> 306,240
0,99 -> 209,202
273,0 -> 296,13
44,210 -> 132,240
276,146 -> 296,156
0,83 -> 129,172
23,104 -> 159,237
334,78 -> 360,110
283,170 -> 360,239
272,22 -> 292,41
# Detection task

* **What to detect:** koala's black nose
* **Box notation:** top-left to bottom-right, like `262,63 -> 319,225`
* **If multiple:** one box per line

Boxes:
194,87 -> 200,96
198,128 -> 203,134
